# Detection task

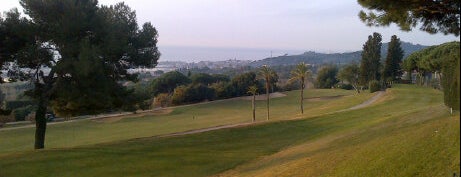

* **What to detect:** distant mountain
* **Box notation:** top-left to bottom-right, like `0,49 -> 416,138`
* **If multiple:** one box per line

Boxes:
381,41 -> 428,58
250,42 -> 429,67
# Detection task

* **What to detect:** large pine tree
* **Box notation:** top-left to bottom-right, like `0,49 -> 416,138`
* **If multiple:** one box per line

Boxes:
0,0 -> 160,149
359,32 -> 382,85
382,35 -> 404,82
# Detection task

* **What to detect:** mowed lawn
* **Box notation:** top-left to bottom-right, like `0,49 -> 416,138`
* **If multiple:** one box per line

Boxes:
0,89 -> 369,154
0,85 -> 458,177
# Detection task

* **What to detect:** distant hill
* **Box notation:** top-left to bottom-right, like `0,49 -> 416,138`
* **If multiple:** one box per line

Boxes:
250,41 -> 428,67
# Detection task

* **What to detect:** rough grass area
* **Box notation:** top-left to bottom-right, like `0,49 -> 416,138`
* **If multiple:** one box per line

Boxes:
0,85 -> 458,177
0,89 -> 365,154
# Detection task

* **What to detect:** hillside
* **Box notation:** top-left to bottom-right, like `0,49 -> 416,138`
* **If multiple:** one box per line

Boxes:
250,42 -> 428,67
0,85 -> 458,177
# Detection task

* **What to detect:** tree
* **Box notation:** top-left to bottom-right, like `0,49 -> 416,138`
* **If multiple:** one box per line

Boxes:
171,84 -> 215,105
358,0 -> 460,36
316,65 -> 339,89
382,35 -> 404,83
0,88 -> 10,115
360,32 -> 382,85
337,63 -> 361,93
259,65 -> 277,120
247,85 -> 258,122
230,72 -> 261,97
151,71 -> 190,96
288,62 -> 310,114
0,0 -> 160,149
402,42 -> 460,110
190,73 -> 230,86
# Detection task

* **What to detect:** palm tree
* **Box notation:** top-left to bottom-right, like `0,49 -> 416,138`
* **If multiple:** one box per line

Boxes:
259,65 -> 276,120
247,85 -> 258,122
288,62 -> 310,114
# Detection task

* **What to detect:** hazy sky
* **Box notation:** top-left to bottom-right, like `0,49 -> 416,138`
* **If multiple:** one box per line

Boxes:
1,0 -> 459,61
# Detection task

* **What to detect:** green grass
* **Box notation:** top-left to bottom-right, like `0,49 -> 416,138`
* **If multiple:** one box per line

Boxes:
0,89 -> 366,154
0,85 -> 458,177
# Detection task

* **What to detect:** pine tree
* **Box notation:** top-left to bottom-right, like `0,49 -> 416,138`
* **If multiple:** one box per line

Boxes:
360,32 -> 382,85
383,35 -> 404,82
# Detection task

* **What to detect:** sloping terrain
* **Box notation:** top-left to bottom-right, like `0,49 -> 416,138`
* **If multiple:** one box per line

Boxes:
0,85 -> 458,177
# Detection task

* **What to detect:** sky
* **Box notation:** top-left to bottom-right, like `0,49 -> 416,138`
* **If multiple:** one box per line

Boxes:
1,0 -> 459,61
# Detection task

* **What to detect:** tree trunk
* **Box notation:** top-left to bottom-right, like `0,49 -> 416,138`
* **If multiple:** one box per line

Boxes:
252,94 -> 255,122
34,100 -> 47,149
300,80 -> 304,114
266,83 -> 270,121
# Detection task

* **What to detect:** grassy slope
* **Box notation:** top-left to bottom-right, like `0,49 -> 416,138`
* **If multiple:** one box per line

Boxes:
219,87 -> 459,177
0,85 -> 458,177
0,89 -> 367,154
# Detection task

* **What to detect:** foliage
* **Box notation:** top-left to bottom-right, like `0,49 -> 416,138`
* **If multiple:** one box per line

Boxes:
358,0 -> 460,36
288,62 -> 311,89
259,65 -> 277,120
368,80 -> 381,93
336,83 -> 354,90
360,32 -> 382,85
151,71 -> 191,96
440,43 -> 460,110
229,72 -> 262,97
382,35 -> 404,82
288,62 -> 311,114
209,82 -> 232,99
4,100 -> 34,110
337,63 -> 361,93
1,0 -> 160,149
0,88 -> 6,115
171,84 -> 215,105
190,73 -> 230,86
12,105 -> 35,121
154,93 -> 171,108
316,65 -> 339,88
402,41 -> 460,109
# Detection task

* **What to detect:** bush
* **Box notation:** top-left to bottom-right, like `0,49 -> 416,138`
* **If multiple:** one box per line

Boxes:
5,100 -> 34,110
369,80 -> 381,93
171,84 -> 215,105
13,105 -> 35,121
155,93 -> 172,108
336,83 -> 354,90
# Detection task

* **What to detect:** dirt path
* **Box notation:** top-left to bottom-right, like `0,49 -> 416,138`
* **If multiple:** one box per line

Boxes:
342,91 -> 385,111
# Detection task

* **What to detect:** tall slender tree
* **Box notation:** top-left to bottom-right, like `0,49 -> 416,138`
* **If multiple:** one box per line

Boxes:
382,35 -> 404,82
0,0 -> 160,149
288,62 -> 310,114
360,32 -> 382,85
247,85 -> 258,122
259,65 -> 276,120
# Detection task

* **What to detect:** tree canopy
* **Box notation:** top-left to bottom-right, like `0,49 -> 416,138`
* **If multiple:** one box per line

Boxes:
358,0 -> 460,36
337,63 -> 361,93
151,71 -> 190,96
402,42 -> 460,110
316,65 -> 339,89
382,35 -> 404,82
360,32 -> 382,85
0,0 -> 160,149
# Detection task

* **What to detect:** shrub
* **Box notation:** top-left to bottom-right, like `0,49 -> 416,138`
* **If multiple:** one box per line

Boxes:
155,93 -> 172,108
369,80 -> 381,93
336,83 -> 354,90
5,100 -> 34,110
13,105 -> 35,121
